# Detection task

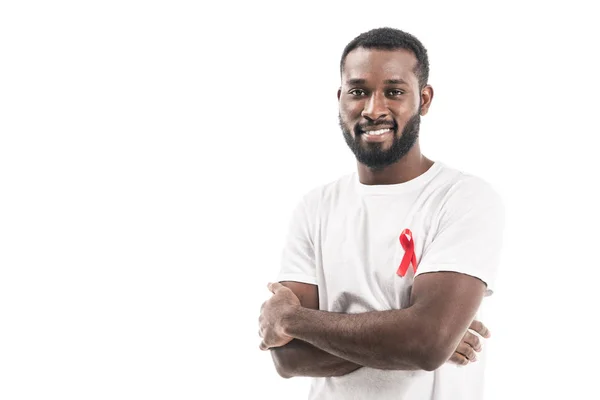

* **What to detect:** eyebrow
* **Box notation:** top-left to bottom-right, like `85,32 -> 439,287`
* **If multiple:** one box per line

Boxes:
346,78 -> 409,85
384,79 -> 408,85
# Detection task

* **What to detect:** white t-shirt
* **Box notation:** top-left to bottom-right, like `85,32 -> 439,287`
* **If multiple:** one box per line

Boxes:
276,161 -> 505,400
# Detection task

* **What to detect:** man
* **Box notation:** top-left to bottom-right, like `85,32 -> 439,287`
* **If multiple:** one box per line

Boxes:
258,27 -> 504,400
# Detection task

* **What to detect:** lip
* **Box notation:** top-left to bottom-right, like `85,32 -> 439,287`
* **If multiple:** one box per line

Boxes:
361,128 -> 393,143
360,125 -> 395,133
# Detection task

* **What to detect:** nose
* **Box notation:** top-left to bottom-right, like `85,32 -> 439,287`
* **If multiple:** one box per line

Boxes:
361,92 -> 389,121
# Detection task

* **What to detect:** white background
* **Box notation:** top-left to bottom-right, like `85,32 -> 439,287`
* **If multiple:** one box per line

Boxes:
1,1 -> 598,399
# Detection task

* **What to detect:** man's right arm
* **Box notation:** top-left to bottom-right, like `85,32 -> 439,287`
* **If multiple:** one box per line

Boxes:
269,281 -> 363,378
267,283 -> 490,377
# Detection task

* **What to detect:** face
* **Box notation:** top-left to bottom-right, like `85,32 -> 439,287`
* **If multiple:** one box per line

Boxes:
338,48 -> 432,169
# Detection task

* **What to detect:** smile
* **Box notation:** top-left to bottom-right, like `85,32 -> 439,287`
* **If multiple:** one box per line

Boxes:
361,128 -> 394,143
363,128 -> 393,136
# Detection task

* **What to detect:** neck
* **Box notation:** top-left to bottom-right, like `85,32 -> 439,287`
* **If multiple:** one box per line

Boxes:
356,143 -> 434,185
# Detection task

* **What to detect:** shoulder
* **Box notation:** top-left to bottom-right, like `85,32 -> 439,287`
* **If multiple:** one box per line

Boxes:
434,163 -> 504,212
298,172 -> 356,211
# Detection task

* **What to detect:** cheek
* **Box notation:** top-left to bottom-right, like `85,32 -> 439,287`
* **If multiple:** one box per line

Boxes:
340,101 -> 362,121
392,104 -> 417,122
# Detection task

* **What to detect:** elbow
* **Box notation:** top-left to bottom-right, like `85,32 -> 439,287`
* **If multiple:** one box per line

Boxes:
409,347 -> 449,372
274,363 -> 294,379
419,352 -> 448,372
271,350 -> 295,379
388,321 -> 455,371
416,333 -> 458,372
275,366 -> 293,379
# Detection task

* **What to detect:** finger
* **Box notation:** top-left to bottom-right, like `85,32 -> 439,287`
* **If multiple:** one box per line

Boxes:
463,331 -> 482,352
449,352 -> 469,366
259,341 -> 269,351
456,342 -> 477,362
267,282 -> 285,294
469,320 -> 491,338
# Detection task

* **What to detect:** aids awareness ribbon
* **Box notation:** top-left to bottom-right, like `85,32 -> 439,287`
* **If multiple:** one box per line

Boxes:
397,228 -> 417,277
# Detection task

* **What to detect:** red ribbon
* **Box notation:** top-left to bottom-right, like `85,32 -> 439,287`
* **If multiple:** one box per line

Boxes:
397,228 -> 417,277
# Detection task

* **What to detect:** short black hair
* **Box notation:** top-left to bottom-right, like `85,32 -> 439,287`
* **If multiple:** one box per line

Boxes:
340,27 -> 430,89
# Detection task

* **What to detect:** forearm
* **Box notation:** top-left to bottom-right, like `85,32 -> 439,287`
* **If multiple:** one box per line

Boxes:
283,307 -> 445,371
271,339 -> 362,378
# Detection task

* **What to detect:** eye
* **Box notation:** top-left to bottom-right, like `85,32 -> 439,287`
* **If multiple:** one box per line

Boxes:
349,89 -> 366,96
387,89 -> 405,97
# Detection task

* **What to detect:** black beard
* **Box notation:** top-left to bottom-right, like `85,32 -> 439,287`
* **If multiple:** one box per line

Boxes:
339,112 -> 421,170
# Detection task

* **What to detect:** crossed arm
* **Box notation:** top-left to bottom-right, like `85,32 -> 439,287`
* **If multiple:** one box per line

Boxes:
260,272 -> 489,378
268,282 -> 362,378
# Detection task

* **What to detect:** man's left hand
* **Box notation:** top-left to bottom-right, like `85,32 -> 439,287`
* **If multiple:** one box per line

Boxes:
259,282 -> 301,351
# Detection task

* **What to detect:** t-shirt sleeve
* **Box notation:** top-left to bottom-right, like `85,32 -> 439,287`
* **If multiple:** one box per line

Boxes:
276,192 -> 319,285
415,178 -> 505,296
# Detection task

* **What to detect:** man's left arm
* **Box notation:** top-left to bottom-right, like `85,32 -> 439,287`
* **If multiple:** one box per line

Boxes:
259,179 -> 505,371
262,272 -> 485,371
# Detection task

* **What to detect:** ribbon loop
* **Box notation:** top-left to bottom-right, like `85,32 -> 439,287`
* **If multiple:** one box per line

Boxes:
397,228 -> 417,277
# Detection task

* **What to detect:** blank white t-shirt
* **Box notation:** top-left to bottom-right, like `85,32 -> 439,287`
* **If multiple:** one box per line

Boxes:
276,161 -> 505,400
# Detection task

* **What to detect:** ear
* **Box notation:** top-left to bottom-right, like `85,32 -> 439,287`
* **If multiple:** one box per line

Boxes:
419,85 -> 434,116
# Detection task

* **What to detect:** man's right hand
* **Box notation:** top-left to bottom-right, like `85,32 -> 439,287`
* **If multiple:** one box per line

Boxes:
448,319 -> 490,366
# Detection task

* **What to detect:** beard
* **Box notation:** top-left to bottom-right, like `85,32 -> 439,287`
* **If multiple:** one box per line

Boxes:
339,111 -> 420,170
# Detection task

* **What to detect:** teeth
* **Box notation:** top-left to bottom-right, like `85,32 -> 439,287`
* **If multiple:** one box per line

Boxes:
364,128 -> 391,136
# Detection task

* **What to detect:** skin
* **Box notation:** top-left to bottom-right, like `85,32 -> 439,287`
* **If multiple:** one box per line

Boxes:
266,282 -> 363,378
260,47 -> 490,376
263,282 -> 488,378
338,47 -> 435,185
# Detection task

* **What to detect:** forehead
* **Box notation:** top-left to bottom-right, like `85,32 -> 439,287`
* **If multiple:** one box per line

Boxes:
342,47 -> 418,85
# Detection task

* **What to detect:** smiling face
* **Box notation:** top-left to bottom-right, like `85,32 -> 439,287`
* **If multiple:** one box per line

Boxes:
338,47 -> 432,170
